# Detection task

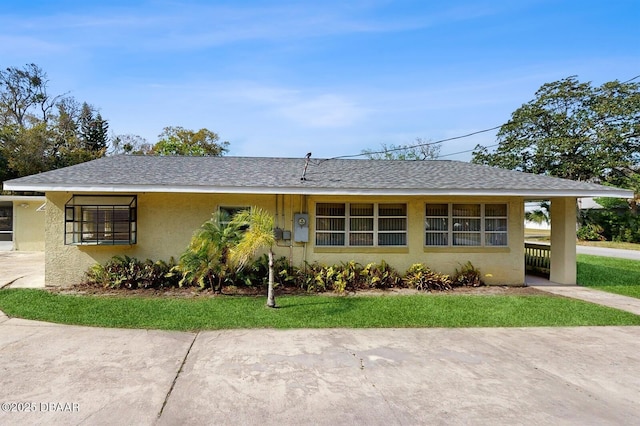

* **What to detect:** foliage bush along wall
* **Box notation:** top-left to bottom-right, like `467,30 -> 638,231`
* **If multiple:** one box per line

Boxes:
85,255 -> 179,289
84,256 -> 484,292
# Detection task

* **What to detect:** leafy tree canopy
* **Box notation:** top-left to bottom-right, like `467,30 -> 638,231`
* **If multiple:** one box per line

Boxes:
0,64 -> 108,189
472,76 -> 640,183
110,134 -> 153,155
152,126 -> 229,156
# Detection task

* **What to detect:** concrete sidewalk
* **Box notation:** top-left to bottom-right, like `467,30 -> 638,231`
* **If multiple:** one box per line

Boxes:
0,316 -> 639,425
527,275 -> 640,316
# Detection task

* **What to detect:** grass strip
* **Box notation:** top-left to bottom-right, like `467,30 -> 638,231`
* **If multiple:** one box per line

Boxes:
577,254 -> 640,299
1,289 -> 639,330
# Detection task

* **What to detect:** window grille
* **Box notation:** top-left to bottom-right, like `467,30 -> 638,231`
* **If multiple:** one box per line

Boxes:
316,203 -> 407,247
65,195 -> 137,245
425,203 -> 507,247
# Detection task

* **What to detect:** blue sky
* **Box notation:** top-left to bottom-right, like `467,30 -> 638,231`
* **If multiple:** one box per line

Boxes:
1,0 -> 638,160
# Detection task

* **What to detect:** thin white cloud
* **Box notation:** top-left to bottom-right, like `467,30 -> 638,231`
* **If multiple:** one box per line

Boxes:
0,1 -> 511,52
277,94 -> 368,127
0,35 -> 67,55
221,82 -> 369,128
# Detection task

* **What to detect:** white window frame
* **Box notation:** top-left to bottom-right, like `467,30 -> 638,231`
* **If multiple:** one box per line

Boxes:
315,202 -> 407,247
425,203 -> 508,247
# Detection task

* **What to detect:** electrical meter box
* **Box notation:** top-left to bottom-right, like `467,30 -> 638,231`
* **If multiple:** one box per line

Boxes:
293,213 -> 309,242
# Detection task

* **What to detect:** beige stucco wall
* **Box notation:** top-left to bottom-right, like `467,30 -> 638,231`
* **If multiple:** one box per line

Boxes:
44,192 -> 525,287
306,195 -> 525,285
13,200 -> 46,251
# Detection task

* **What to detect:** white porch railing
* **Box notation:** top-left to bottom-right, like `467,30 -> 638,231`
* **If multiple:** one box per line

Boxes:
525,242 -> 550,278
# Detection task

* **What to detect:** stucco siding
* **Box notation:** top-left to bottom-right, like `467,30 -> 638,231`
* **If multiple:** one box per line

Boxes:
45,192 -> 284,286
307,195 -> 525,285
44,192 -> 525,287
13,200 -> 46,251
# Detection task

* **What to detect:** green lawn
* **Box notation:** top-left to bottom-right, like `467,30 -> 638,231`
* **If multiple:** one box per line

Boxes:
578,254 -> 640,299
0,289 -> 639,330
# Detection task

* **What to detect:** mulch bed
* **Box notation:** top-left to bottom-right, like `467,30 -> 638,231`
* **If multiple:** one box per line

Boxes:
48,283 -> 546,298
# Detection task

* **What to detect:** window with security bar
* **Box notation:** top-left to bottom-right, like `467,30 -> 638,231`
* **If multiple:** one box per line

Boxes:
425,203 -> 507,247
65,195 -> 137,245
315,203 -> 407,247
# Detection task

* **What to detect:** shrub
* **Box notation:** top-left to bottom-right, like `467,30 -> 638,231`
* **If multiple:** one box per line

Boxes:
235,254 -> 295,288
360,261 -> 403,289
283,262 -> 330,293
403,263 -> 452,291
452,261 -> 483,287
333,261 -> 364,293
85,256 -> 179,289
577,224 -> 606,241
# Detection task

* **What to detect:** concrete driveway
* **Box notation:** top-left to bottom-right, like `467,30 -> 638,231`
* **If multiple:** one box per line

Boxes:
0,251 -> 45,289
1,316 -> 639,425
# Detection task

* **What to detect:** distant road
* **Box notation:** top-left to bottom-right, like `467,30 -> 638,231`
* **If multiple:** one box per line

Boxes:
577,245 -> 640,260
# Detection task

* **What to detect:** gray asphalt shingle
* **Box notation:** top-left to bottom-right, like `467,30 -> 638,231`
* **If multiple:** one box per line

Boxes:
2,155 -> 632,197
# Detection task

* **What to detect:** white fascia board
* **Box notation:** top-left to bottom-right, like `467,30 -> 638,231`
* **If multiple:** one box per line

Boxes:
0,195 -> 46,202
3,183 -> 633,199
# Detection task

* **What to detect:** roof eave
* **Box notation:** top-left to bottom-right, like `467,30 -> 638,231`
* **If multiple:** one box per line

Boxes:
3,183 -> 633,199
0,195 -> 46,202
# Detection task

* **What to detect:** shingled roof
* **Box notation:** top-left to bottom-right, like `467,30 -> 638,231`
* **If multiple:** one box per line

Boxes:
2,155 -> 633,198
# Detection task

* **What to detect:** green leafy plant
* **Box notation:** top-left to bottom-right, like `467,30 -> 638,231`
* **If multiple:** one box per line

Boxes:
452,261 -> 483,287
577,224 -> 606,241
361,260 -> 403,289
174,211 -> 243,292
288,262 -> 334,293
235,254 -> 294,288
334,261 -> 364,293
403,263 -> 452,291
85,256 -> 178,289
229,207 -> 278,307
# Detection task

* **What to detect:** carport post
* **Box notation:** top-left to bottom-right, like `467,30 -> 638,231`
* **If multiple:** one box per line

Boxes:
549,197 -> 577,285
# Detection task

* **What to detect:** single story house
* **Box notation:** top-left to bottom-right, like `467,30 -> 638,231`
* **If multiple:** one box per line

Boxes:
0,195 -> 46,251
2,155 -> 632,287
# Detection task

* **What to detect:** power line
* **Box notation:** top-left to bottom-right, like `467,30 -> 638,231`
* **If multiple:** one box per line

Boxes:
438,143 -> 500,159
322,124 -> 503,162
314,73 -> 638,164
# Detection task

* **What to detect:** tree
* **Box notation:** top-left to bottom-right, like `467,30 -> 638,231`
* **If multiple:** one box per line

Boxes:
0,64 -> 109,188
176,211 -> 243,292
525,201 -> 550,225
152,126 -> 229,156
362,138 -> 441,160
229,207 -> 277,308
79,102 -> 108,152
0,63 -> 61,127
110,134 -> 152,155
472,76 -> 640,183
4,122 -> 55,177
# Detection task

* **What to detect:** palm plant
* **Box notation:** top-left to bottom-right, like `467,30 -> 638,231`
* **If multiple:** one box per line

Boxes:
176,211 -> 243,292
525,201 -> 551,225
229,207 -> 277,307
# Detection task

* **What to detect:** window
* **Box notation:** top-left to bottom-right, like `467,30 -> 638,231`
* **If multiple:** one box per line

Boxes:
219,206 -> 247,220
425,203 -> 507,247
65,195 -> 137,245
219,206 -> 250,228
316,203 -> 407,247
